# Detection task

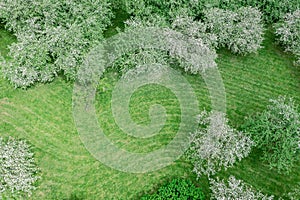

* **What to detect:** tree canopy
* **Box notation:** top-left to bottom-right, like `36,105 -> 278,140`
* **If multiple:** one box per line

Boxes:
243,96 -> 300,173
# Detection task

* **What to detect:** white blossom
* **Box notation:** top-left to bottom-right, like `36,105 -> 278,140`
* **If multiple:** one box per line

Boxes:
275,10 -> 300,66
204,7 -> 264,55
209,176 -> 274,200
188,111 -> 253,178
0,137 -> 39,198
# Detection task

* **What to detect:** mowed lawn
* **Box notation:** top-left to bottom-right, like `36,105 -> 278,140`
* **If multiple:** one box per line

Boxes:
0,17 -> 300,200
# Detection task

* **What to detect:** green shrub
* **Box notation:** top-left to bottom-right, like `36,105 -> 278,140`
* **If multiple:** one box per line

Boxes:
243,96 -> 300,173
275,9 -> 300,66
140,178 -> 205,200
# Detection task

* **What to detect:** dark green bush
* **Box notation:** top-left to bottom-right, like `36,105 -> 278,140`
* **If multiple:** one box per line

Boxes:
140,178 -> 205,200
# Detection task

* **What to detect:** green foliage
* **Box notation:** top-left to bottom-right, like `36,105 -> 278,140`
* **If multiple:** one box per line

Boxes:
204,7 -> 264,55
171,15 -> 218,50
248,0 -> 300,23
198,0 -> 300,23
140,178 -> 205,200
0,137 -> 39,199
286,182 -> 300,200
111,16 -> 218,77
275,10 -> 300,66
124,3 -> 264,56
121,0 -> 202,21
121,0 -> 300,23
243,96 -> 300,174
0,0 -> 113,88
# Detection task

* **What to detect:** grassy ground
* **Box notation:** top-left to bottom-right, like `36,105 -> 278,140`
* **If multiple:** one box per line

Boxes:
0,13 -> 299,199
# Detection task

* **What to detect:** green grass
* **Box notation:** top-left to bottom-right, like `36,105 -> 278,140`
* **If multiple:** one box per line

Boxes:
0,14 -> 300,199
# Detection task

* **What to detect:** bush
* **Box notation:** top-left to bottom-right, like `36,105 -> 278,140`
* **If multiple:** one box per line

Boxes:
209,176 -> 274,200
0,0 -> 113,88
187,111 -> 253,178
140,178 -> 205,200
243,96 -> 300,173
0,137 -> 39,198
204,7 -> 264,55
275,10 -> 300,66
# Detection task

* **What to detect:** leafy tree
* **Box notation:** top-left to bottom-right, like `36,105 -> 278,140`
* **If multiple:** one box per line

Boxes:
243,96 -> 300,173
204,7 -> 264,55
196,0 -> 300,23
275,9 -> 300,66
0,137 -> 40,199
0,0 -> 113,88
171,14 -> 218,50
244,0 -> 300,23
121,0 -> 202,21
140,178 -> 205,200
110,16 -> 218,77
209,176 -> 274,200
187,111 -> 253,178
122,0 -> 300,23
122,2 -> 264,56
